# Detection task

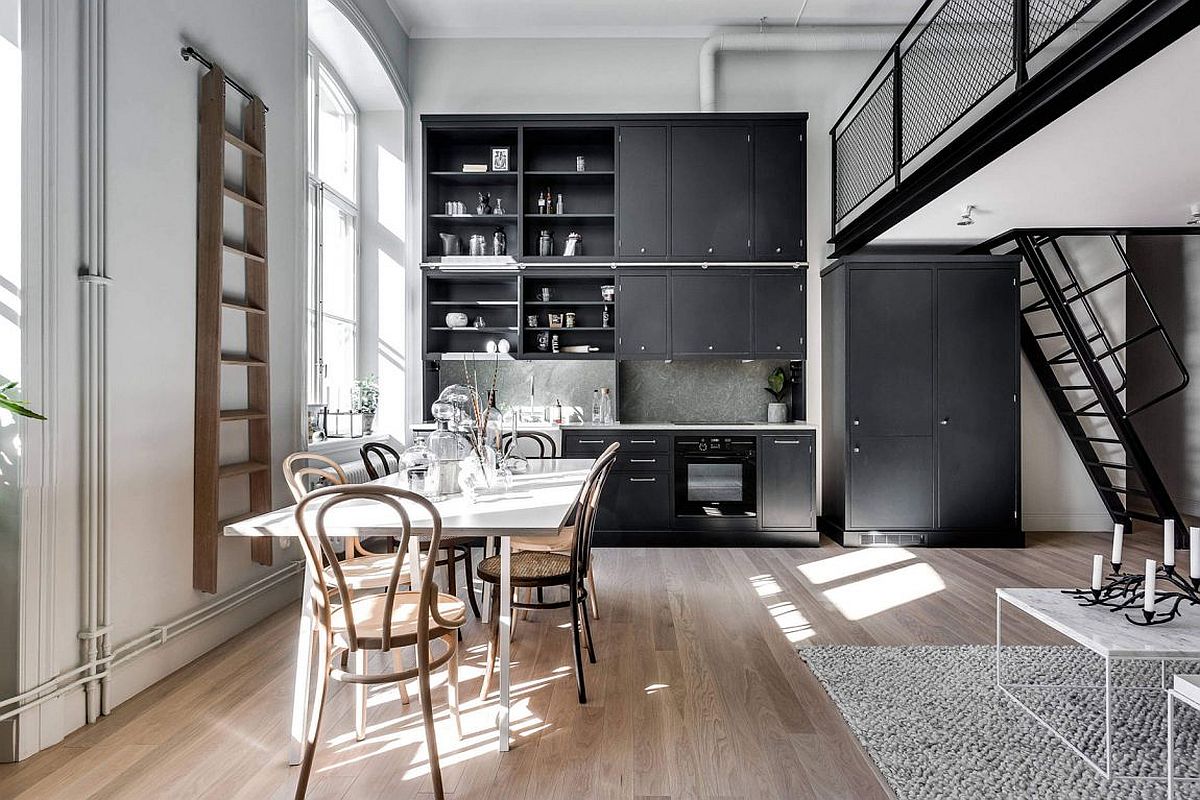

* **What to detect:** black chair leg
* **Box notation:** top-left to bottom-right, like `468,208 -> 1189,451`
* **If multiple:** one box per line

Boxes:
569,588 -> 587,704
462,545 -> 481,619
580,597 -> 597,664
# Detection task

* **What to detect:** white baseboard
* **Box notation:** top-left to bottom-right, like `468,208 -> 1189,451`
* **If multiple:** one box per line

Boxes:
1022,512 -> 1114,532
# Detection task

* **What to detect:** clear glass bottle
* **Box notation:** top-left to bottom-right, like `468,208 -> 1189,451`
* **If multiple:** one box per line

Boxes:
427,414 -> 464,498
401,436 -> 433,494
484,390 -> 504,453
591,389 -> 602,424
600,387 -> 614,424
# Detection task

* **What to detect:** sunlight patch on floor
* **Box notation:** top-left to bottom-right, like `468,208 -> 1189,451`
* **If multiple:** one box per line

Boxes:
765,600 -> 816,643
797,547 -> 915,585
644,683 -> 669,694
822,562 -> 945,621
749,573 -> 782,597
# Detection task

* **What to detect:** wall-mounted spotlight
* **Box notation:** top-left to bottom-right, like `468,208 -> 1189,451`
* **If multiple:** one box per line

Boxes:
957,204 -> 976,226
1189,203 -> 1200,226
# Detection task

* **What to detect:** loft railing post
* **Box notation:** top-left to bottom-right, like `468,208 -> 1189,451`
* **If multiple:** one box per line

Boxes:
830,129 -> 839,236
1014,0 -> 1029,85
891,44 -> 903,189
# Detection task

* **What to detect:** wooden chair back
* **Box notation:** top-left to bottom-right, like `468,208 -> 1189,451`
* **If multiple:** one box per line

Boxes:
294,484 -> 455,654
283,452 -> 348,502
569,443 -> 619,585
361,441 -> 402,480
501,430 -> 558,459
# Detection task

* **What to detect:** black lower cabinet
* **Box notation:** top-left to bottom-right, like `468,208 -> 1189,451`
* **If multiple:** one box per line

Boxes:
821,255 -> 1022,547
760,433 -> 815,530
596,473 -> 671,531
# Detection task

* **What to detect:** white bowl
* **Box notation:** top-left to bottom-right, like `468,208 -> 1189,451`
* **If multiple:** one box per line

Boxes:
445,312 -> 469,328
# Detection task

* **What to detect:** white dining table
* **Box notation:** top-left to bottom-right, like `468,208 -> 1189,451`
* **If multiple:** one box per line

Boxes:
224,457 -> 596,763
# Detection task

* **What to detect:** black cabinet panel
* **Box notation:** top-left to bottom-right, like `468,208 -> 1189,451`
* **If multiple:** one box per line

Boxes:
753,272 -> 806,357
670,126 -> 752,258
848,436 -> 934,530
598,473 -> 671,531
618,126 -> 668,258
848,268 -> 934,436
617,274 -> 669,358
754,125 -> 807,260
760,434 -> 815,529
670,273 -> 752,356
936,268 -> 1018,529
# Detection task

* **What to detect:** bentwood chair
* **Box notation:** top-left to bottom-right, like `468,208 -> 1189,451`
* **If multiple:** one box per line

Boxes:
476,442 -> 618,704
499,430 -> 558,459
292,484 -> 465,800
359,442 -> 482,619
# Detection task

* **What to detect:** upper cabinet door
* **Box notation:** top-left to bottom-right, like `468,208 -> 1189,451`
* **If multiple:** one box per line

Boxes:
753,124 -> 807,261
617,274 -> 669,359
847,267 -> 935,436
670,126 -> 752,259
753,271 -> 806,358
617,126 -> 668,258
670,272 -> 752,356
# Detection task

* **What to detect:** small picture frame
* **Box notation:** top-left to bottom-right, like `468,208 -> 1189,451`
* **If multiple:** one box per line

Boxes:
491,147 -> 510,172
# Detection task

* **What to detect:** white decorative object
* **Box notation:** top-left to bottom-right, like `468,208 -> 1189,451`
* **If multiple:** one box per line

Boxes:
485,339 -> 497,353
1112,523 -> 1125,566
1166,520 -> 1177,567
767,402 -> 788,423
445,312 -> 468,328
1092,555 -> 1104,591
497,339 -> 511,354
1146,559 -> 1158,613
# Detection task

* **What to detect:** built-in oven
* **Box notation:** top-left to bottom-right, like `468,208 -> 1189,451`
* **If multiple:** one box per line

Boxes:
673,436 -> 758,523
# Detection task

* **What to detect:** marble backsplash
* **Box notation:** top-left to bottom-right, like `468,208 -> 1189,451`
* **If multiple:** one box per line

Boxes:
437,359 -> 617,423
619,360 -> 791,423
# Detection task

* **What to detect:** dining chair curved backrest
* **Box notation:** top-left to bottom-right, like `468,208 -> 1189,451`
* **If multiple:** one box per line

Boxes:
361,441 -> 402,480
501,430 -> 558,459
293,484 -> 456,653
570,443 -> 619,587
283,452 -> 348,503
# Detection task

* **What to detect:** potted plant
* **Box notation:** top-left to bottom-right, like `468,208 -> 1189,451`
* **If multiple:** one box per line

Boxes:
351,374 -> 379,435
1,381 -> 46,420
764,367 -> 790,423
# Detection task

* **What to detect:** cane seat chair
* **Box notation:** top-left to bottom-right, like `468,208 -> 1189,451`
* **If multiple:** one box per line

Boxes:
291,484 -> 465,800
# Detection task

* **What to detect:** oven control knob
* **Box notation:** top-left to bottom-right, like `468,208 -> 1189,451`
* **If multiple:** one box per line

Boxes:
698,442 -> 708,452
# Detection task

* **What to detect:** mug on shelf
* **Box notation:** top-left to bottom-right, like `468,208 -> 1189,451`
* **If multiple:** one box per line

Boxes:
564,312 -> 576,328
547,313 -> 564,329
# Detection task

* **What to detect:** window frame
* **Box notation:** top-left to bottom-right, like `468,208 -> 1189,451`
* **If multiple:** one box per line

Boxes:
306,46 -> 361,413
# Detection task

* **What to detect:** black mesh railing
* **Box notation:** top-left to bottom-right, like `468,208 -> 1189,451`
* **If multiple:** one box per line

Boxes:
831,0 -> 1103,228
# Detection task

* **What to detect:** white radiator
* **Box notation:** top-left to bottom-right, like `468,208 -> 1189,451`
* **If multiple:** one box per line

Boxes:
340,459 -> 373,484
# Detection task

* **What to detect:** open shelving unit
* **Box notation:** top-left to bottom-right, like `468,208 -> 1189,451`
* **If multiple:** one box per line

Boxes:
424,127 -> 520,261
520,273 -> 616,359
424,273 -> 520,357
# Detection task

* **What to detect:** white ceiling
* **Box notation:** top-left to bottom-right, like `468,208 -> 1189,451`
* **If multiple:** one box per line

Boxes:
877,25 -> 1200,246
386,0 -> 921,39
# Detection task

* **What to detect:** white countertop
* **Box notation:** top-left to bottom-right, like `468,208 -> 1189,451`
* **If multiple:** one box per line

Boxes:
561,421 -> 818,432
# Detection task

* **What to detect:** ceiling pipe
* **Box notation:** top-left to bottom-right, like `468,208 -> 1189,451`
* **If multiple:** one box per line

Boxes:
699,26 -> 899,112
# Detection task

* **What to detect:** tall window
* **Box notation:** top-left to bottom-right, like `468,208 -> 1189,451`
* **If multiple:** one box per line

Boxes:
307,49 -> 359,413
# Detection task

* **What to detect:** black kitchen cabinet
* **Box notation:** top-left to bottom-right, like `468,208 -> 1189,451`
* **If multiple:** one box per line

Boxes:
936,267 -> 1019,530
617,126 -> 667,258
821,255 -> 1021,547
670,126 -> 752,259
617,274 -> 669,358
670,272 -> 752,356
760,433 -> 815,530
753,124 -> 807,260
597,473 -> 671,531
753,271 -> 807,357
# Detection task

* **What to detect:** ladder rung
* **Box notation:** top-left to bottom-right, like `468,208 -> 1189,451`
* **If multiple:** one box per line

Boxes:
1022,299 -> 1050,314
1092,326 -> 1161,361
217,510 -> 261,530
223,186 -> 265,210
1070,434 -> 1122,444
1020,277 -> 1038,286
220,408 -> 269,421
1035,331 -> 1066,339
1075,399 -> 1101,413
1055,385 -> 1095,391
220,355 -> 268,367
221,297 -> 267,315
1099,485 -> 1150,497
223,130 -> 264,158
1063,269 -> 1129,303
1060,409 -> 1106,417
223,243 -> 266,263
1128,509 -> 1164,522
1083,460 -> 1129,470
218,460 -> 270,479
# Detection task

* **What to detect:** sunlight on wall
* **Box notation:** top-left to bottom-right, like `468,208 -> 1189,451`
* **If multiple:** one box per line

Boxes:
377,143 -> 406,242
377,250 -> 406,432
822,562 -> 946,621
797,547 -> 915,585
0,30 -> 19,384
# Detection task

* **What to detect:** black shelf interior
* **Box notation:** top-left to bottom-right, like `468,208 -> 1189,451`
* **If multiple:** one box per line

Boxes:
521,275 -> 616,357
524,218 -> 615,258
522,128 -> 614,172
425,128 -> 519,260
426,275 -> 520,356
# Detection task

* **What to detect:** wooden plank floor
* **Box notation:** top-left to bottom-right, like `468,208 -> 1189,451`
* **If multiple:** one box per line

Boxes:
0,531 -> 1154,799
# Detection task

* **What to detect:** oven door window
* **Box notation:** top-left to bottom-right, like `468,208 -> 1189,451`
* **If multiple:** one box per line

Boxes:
687,463 -> 745,502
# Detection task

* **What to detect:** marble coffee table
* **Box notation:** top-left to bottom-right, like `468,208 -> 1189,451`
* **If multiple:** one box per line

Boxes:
996,587 -> 1200,781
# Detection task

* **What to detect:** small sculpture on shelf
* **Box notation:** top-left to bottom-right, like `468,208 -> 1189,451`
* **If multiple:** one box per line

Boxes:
476,191 -> 491,216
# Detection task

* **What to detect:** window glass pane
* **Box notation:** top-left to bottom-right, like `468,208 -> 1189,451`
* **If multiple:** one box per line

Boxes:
317,65 -> 356,200
321,197 -> 356,320
321,316 -> 356,411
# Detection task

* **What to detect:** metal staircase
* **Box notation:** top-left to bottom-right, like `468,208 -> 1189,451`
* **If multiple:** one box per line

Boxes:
987,230 -> 1189,540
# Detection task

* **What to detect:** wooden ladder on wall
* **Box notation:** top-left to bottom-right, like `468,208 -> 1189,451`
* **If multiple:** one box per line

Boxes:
194,64 -> 273,593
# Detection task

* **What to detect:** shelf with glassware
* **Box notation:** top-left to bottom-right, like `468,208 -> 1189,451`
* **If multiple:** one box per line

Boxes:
520,275 -> 616,359
424,125 -> 521,261
521,126 -> 615,262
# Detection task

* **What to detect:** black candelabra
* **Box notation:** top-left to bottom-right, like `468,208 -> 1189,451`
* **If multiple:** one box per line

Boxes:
1064,561 -> 1200,626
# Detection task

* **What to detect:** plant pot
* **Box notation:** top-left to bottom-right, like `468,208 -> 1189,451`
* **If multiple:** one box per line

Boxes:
767,402 -> 788,423
362,412 -> 375,435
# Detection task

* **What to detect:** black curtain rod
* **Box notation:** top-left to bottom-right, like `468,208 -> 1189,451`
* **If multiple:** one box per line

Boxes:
180,46 -> 269,112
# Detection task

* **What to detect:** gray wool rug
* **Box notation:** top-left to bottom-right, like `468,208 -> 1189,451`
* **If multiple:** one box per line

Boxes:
799,645 -> 1200,800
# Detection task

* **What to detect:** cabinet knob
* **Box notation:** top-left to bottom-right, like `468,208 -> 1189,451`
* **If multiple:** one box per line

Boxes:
775,247 -> 782,254
707,345 -> 714,350
707,247 -> 714,254
852,418 -> 860,426
640,247 -> 646,254
775,345 -> 781,351
940,417 -> 950,425
640,345 -> 646,351
853,446 -> 860,453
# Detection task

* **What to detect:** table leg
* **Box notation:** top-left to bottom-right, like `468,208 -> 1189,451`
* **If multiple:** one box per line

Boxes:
289,562 -> 317,766
482,536 -> 497,624
498,535 -> 511,752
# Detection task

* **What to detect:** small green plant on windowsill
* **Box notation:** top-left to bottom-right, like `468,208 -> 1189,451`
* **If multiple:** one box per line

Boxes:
0,381 -> 46,420
351,374 -> 379,435
764,367 -> 790,423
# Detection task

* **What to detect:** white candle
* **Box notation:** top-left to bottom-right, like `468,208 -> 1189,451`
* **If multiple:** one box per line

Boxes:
1091,554 -> 1104,591
1165,520 -> 1176,567
1111,523 -> 1124,566
1191,526 -> 1200,580
1145,559 -> 1157,614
